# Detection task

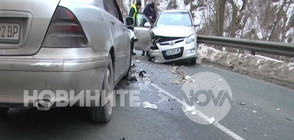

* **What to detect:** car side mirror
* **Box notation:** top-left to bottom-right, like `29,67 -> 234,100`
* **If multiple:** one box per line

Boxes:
125,17 -> 134,27
144,22 -> 151,28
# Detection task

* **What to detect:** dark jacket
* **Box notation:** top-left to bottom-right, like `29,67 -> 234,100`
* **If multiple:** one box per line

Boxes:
143,4 -> 156,23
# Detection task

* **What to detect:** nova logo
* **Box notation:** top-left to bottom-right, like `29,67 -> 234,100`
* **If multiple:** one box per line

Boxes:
184,90 -> 232,107
181,72 -> 233,125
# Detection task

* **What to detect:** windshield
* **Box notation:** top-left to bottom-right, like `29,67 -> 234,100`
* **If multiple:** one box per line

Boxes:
156,12 -> 192,27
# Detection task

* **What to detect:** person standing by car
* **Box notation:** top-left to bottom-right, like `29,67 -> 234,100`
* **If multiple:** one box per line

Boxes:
143,2 -> 156,25
141,2 -> 156,56
128,1 -> 142,55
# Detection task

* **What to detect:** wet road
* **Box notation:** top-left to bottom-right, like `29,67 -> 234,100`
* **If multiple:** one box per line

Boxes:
0,55 -> 294,140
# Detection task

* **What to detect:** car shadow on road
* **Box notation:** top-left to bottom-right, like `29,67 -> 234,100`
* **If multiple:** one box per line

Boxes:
0,107 -> 110,139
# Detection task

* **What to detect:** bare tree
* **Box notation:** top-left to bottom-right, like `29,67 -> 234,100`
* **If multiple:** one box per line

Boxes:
227,0 -> 248,37
215,0 -> 226,36
268,0 -> 288,41
167,0 -> 178,9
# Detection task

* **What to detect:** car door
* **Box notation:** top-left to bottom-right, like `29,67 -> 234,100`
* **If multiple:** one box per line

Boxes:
134,13 -> 152,51
103,0 -> 126,81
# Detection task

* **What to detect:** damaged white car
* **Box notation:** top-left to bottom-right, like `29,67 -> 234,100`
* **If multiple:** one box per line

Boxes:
134,10 -> 197,64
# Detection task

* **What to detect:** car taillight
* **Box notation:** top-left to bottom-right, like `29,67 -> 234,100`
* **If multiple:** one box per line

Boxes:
42,6 -> 89,48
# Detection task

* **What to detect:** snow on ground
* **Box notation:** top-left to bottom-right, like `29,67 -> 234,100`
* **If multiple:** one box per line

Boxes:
197,44 -> 294,83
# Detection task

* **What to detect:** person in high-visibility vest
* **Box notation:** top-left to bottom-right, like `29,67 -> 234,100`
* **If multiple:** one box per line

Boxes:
129,1 -> 141,29
128,1 -> 141,55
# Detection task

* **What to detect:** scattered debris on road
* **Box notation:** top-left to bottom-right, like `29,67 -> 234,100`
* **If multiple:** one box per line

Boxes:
159,81 -> 166,86
240,102 -> 246,106
183,105 -> 195,112
170,67 -> 195,85
143,102 -> 158,110
131,63 -> 137,68
207,117 -> 215,124
243,127 -> 248,132
139,70 -> 146,78
128,76 -> 138,82
284,117 -> 292,122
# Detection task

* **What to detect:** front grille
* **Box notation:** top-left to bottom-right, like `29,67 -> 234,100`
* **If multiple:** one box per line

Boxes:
159,39 -> 184,45
162,47 -> 184,60
155,36 -> 184,44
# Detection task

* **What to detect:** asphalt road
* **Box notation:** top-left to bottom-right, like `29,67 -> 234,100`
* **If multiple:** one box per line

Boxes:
0,54 -> 293,140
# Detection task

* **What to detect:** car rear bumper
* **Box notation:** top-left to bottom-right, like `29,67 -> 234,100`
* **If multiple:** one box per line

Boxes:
0,48 -> 108,107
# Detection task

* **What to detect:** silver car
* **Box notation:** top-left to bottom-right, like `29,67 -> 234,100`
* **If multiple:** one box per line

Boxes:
134,10 -> 197,64
0,0 -> 133,123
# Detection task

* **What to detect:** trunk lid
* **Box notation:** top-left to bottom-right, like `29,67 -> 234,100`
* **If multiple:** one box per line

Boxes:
0,0 -> 60,55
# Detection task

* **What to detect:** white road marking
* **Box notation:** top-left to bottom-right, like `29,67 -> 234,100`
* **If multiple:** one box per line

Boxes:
151,83 -> 245,140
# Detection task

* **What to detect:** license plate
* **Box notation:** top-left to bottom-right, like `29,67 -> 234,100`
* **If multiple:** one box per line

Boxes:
165,48 -> 181,56
0,23 -> 21,43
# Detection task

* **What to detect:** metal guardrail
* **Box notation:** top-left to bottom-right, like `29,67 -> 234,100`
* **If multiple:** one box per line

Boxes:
197,35 -> 294,57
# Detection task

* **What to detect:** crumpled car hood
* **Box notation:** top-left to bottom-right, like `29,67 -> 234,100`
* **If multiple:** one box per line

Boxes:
152,26 -> 195,37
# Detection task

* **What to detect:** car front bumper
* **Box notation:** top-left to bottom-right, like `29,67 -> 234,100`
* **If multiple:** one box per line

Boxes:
0,48 -> 108,107
149,42 -> 197,63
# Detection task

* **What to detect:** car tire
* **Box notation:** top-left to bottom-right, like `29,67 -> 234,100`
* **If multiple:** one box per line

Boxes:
190,58 -> 196,65
89,55 -> 113,123
0,107 -> 9,117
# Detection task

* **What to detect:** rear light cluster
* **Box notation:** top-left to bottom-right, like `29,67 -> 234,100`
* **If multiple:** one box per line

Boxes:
42,7 -> 89,48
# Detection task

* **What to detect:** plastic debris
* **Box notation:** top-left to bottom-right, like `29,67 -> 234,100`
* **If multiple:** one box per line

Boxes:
243,127 -> 248,132
276,108 -> 280,111
159,81 -> 166,85
131,63 -> 137,68
253,110 -> 257,113
285,117 -> 292,122
183,105 -> 195,112
263,134 -> 268,137
191,111 -> 197,115
136,60 -> 141,63
207,117 -> 215,124
143,102 -> 158,110
129,76 -> 137,82
171,80 -> 181,85
240,102 -> 246,106
144,77 -> 150,81
139,70 -> 146,78
183,75 -> 195,83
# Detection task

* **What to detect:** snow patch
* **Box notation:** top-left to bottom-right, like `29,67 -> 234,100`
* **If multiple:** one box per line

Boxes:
197,44 -> 294,83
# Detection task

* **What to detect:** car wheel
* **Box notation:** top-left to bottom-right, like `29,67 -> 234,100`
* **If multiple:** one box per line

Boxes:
0,107 -> 9,117
89,55 -> 113,123
190,58 -> 196,65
